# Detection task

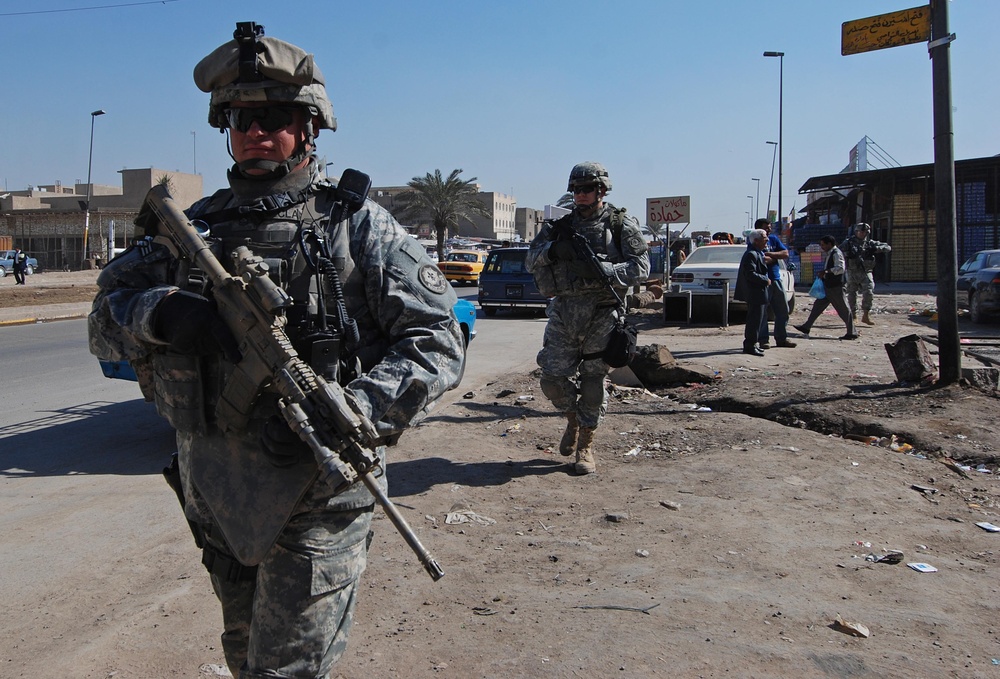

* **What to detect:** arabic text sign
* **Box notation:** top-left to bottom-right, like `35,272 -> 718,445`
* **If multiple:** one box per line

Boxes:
842,5 -> 931,56
646,196 -> 690,225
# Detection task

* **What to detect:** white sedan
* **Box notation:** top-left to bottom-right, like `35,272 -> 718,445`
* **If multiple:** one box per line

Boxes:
669,244 -> 796,312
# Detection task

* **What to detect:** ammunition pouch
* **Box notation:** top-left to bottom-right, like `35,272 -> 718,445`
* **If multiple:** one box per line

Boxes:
152,353 -> 209,433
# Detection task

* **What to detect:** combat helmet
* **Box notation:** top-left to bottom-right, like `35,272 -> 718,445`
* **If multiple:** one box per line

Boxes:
194,22 -> 336,177
567,162 -> 612,193
854,222 -> 871,234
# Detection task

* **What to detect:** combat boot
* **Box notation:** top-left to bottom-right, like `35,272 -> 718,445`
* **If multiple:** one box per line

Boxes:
574,427 -> 597,475
559,412 -> 578,456
862,311 -> 874,325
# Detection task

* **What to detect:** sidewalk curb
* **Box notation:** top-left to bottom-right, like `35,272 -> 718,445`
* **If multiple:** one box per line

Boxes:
0,313 -> 89,327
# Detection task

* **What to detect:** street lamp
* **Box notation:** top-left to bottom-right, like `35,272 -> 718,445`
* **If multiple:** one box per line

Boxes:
763,51 -> 784,228
747,196 -> 754,222
751,178 -> 760,223
82,109 -> 106,268
765,140 -> 778,221
191,131 -> 197,174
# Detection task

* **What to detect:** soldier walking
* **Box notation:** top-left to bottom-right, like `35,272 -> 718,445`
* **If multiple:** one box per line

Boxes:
525,162 -> 649,475
841,222 -> 891,325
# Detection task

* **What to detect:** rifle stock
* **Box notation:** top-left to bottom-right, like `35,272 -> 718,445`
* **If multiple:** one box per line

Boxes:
143,184 -> 445,581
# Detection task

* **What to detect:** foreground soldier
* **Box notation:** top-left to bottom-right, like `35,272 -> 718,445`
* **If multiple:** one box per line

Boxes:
525,162 -> 649,474
88,23 -> 464,678
841,222 -> 891,325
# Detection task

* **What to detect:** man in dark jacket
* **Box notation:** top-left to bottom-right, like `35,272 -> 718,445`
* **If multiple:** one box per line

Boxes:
735,229 -> 771,356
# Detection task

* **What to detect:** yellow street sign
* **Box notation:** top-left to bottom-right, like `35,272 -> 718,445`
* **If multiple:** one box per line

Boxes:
842,5 -> 931,56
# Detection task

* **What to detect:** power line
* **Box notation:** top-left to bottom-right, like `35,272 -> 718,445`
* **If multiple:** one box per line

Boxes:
0,0 -> 180,17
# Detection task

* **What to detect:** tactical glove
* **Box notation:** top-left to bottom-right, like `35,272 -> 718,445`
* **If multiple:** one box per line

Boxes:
549,240 -> 576,262
153,290 -> 241,361
259,415 -> 308,467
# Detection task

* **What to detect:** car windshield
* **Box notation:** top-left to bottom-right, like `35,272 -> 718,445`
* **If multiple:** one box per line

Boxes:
681,246 -> 744,265
448,253 -> 480,262
485,251 -> 527,274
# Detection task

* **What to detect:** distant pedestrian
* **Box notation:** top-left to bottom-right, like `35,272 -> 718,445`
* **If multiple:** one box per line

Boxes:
734,229 -> 771,356
12,248 -> 28,285
755,218 -> 795,350
841,222 -> 891,325
794,235 -> 858,340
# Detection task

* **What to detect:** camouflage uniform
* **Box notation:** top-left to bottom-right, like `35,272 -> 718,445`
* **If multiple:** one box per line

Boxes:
840,224 -> 891,319
526,191 -> 649,472
88,25 -> 464,679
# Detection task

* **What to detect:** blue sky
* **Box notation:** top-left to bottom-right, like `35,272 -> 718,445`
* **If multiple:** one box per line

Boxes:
2,0 -> 997,233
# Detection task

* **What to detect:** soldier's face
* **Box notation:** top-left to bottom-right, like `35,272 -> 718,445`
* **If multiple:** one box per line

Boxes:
228,102 -> 310,175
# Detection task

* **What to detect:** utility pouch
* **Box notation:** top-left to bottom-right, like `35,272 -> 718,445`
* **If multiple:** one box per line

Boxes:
584,314 -> 638,368
152,353 -> 208,433
532,263 -> 558,298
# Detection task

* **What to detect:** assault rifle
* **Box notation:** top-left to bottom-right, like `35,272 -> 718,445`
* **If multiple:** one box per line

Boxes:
547,218 -> 625,306
144,184 -> 444,581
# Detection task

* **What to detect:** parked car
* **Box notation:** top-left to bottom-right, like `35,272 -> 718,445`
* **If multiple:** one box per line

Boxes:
0,250 -> 39,276
957,249 -> 1000,323
451,298 -> 478,346
477,247 -> 548,317
99,297 -> 478,381
437,249 -> 487,286
669,243 -> 795,312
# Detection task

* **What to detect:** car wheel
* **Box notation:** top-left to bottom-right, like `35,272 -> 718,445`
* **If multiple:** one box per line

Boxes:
970,291 -> 985,324
0,266 -> 6,277
483,307 -> 498,317
25,265 -> 34,275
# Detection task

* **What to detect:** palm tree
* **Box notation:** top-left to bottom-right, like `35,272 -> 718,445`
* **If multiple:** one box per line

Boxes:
395,169 -> 491,261
645,222 -> 665,242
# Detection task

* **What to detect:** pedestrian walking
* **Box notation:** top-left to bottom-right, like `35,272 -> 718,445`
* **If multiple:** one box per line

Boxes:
12,248 -> 28,285
795,235 -> 858,340
755,218 -> 795,349
525,162 -> 650,475
735,228 -> 771,356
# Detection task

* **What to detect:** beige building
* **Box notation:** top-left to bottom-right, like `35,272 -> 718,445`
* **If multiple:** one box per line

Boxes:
515,207 -> 544,243
457,191 -> 517,242
1,169 -> 202,270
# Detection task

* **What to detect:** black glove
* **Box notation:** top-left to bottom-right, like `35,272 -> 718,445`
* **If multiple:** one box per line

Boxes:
259,415 -> 308,467
153,291 -> 241,361
549,239 -> 576,262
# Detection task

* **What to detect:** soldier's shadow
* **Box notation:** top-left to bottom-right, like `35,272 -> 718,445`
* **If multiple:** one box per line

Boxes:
387,456 -> 567,497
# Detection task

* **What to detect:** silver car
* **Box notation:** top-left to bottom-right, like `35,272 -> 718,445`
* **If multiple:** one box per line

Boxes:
669,244 -> 796,312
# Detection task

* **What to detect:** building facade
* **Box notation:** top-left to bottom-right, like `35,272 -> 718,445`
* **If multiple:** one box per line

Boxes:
1,168 -> 202,270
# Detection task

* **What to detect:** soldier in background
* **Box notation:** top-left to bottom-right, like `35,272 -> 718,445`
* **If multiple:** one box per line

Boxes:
88,23 -> 464,678
525,162 -> 649,475
841,222 -> 891,325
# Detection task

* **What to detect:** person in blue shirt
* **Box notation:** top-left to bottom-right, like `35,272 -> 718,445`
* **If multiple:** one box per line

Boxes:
755,218 -> 796,349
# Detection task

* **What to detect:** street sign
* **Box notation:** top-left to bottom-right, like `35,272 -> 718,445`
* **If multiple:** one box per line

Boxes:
842,5 -> 931,56
646,196 -> 690,225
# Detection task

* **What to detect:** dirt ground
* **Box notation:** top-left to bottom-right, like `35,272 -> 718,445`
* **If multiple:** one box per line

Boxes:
4,273 -> 1000,678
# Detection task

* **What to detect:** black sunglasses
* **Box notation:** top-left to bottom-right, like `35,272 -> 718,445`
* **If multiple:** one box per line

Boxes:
572,185 -> 597,195
223,106 -> 298,133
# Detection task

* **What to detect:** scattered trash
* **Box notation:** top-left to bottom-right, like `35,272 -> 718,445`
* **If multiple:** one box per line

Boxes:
853,541 -> 872,548
941,458 -> 972,479
845,433 -> 879,444
606,512 -> 629,523
199,664 -> 233,678
446,504 -> 497,526
574,603 -> 660,615
462,391 -> 475,399
865,550 -> 903,564
659,500 -> 680,511
911,484 -> 938,495
907,562 -> 938,573
496,389 -> 516,398
635,549 -> 649,557
500,423 -> 521,437
624,446 -> 641,457
472,606 -> 498,616
975,521 -> 1000,533
832,615 -> 871,638
975,464 -> 993,474
516,394 -> 534,402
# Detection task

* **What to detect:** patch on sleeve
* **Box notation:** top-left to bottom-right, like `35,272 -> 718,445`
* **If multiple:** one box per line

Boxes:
628,234 -> 647,252
418,264 -> 449,295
